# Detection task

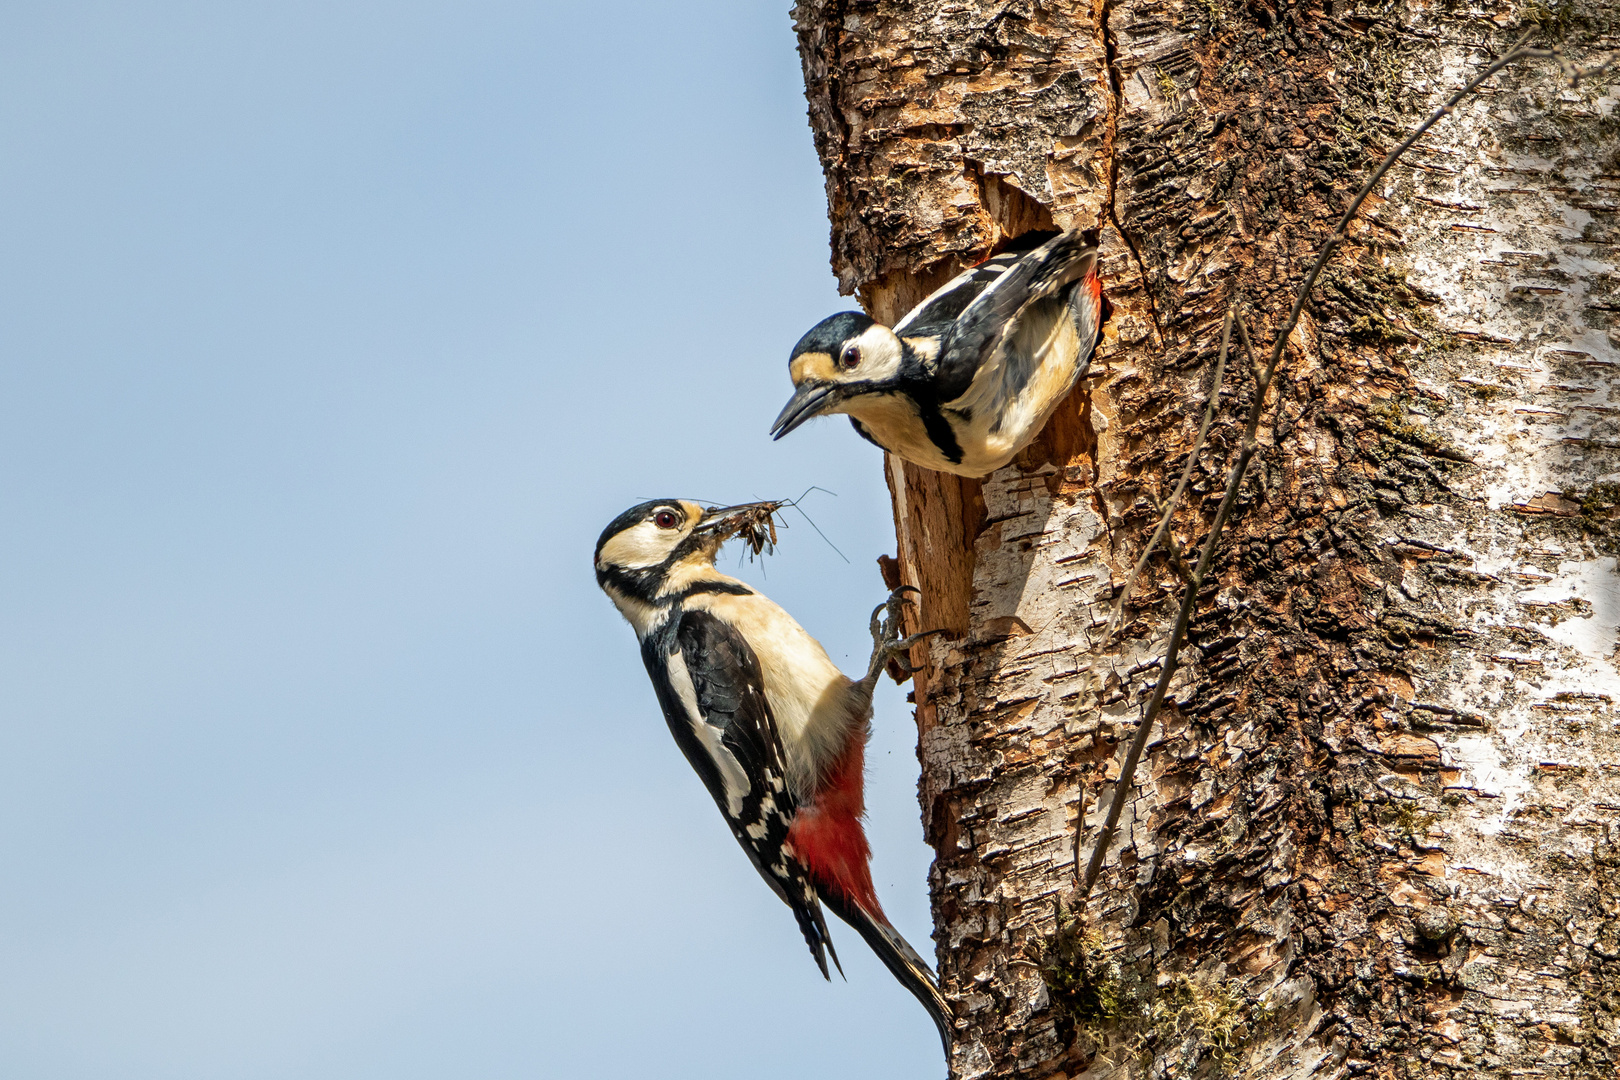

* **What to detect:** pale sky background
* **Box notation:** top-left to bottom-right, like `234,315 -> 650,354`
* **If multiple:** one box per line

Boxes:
0,3 -> 943,1077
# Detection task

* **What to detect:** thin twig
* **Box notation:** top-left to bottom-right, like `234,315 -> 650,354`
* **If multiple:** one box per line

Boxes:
1234,311 -> 1292,448
1159,526 -> 1195,585
1078,31 -> 1555,898
1515,45 -> 1618,85
1233,311 -> 1262,386
1100,298 -> 1235,642
1255,30 -> 1542,393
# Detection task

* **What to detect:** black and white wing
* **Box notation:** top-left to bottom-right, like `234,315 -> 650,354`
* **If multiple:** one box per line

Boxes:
892,248 -> 1028,338
927,232 -> 1097,401
640,608 -> 840,979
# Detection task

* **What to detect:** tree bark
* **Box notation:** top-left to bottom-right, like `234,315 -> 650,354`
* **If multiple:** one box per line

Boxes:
792,2 -> 1620,1078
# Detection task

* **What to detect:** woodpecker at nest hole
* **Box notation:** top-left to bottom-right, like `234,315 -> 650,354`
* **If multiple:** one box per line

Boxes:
773,230 -> 1102,478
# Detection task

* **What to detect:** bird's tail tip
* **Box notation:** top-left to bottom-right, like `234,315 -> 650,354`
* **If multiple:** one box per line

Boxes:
825,895 -> 955,1061
790,890 -> 842,982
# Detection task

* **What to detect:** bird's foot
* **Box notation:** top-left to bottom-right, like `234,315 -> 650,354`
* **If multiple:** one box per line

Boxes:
864,586 -> 942,686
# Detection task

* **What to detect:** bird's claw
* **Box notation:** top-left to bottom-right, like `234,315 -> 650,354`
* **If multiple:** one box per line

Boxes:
868,585 -> 920,644
895,630 -> 941,652
865,587 -> 939,685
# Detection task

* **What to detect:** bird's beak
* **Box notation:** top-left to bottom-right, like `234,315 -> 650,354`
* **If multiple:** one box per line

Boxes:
770,382 -> 838,440
695,500 -> 782,536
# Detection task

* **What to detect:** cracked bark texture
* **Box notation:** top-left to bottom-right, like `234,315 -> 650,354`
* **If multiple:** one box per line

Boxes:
792,1 -> 1620,1078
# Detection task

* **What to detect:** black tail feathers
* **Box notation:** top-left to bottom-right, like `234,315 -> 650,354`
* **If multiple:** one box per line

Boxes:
821,891 -> 954,1061
788,882 -> 842,981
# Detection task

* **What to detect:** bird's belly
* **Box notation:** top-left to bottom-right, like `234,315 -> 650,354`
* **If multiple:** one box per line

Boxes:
949,309 -> 1085,474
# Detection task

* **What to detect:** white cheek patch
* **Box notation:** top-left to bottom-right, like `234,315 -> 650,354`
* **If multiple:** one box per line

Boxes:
665,649 -> 751,818
597,521 -> 683,570
852,325 -> 905,381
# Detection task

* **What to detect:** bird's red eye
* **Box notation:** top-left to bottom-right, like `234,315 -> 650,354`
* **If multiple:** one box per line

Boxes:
653,511 -> 679,529
840,344 -> 861,370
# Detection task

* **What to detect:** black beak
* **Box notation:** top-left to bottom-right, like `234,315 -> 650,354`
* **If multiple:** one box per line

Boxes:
769,382 -> 838,440
695,500 -> 781,535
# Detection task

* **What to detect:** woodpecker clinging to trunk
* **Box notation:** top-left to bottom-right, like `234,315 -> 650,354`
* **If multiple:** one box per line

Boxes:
771,230 -> 1102,478
594,498 -> 952,1056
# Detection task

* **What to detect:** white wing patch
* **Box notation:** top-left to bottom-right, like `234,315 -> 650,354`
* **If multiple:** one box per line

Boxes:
664,648 -> 751,818
746,793 -> 778,840
893,258 -> 1012,335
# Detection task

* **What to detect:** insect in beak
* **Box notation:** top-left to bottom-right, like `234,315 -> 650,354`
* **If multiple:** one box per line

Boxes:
696,501 -> 784,558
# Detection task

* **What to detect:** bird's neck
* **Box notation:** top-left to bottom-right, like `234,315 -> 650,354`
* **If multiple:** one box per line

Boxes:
657,560 -> 747,602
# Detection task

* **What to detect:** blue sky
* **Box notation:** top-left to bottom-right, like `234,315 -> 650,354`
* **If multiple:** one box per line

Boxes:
0,3 -> 942,1076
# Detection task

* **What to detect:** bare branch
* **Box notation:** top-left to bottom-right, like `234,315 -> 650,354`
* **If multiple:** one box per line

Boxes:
1099,298 -> 1234,643
1233,310 -> 1262,387
1078,31 -> 1564,897
1156,514 -> 1196,586
1513,44 -> 1619,85
1080,351 -> 1265,893
1257,31 -> 1542,393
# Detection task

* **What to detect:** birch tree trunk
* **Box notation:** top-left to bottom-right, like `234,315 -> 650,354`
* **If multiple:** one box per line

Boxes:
792,2 -> 1620,1077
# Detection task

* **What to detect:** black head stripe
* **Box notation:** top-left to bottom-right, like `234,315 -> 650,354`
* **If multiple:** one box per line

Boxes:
920,404 -> 964,464
596,562 -> 658,602
668,524 -> 719,566
677,580 -> 755,600
790,311 -> 876,361
848,416 -> 883,448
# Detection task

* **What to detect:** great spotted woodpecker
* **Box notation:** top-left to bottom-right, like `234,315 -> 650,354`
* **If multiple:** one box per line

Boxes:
771,230 -> 1102,478
594,498 -> 952,1055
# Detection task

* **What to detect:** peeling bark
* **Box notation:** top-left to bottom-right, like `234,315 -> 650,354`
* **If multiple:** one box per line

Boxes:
793,1 -> 1620,1077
